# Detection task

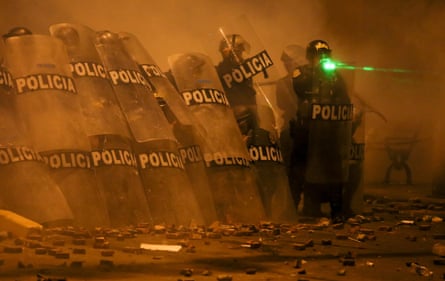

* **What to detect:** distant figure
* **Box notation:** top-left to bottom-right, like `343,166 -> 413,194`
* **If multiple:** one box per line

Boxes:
384,139 -> 413,185
275,44 -> 306,209
276,44 -> 306,130
383,125 -> 420,185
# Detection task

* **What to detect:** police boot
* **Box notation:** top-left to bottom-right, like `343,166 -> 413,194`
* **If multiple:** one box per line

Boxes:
330,185 -> 345,223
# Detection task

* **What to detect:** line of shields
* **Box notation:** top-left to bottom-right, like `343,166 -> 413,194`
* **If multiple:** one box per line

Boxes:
0,18 -> 301,229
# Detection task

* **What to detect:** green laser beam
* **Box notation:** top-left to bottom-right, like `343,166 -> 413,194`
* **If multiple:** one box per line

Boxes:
322,59 -> 414,73
336,63 -> 413,73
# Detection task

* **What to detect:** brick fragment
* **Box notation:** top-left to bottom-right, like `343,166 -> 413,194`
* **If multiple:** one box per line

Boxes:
321,239 -> 332,245
342,258 -> 356,266
73,248 -> 86,255
70,261 -> 83,268
35,248 -> 47,255
216,274 -> 232,281
72,238 -> 86,245
4,246 -> 23,254
99,259 -> 114,268
0,210 -> 42,238
336,233 -> 348,240
101,250 -> 114,257
433,234 -> 445,240
245,267 -> 256,274
55,252 -> 70,259
433,259 -> 445,265
418,224 -> 432,231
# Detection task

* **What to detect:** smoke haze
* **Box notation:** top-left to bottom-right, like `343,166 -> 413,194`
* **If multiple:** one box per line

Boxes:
2,0 -> 445,183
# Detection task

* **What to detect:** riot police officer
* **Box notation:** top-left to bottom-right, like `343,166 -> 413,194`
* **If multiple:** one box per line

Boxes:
2,27 -> 32,39
275,44 -> 306,209
277,44 -> 306,129
290,39 -> 352,221
216,34 -> 258,140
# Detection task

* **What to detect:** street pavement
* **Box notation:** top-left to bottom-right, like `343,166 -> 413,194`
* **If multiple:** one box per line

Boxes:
364,182 -> 443,204
1,183 -> 445,281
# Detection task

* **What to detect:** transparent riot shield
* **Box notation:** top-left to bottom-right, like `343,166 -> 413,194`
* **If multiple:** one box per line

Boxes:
118,32 -> 217,225
168,52 -> 266,223
346,94 -> 366,214
254,92 -> 297,222
49,23 -> 152,227
0,44 -> 73,225
4,34 -> 110,228
202,15 -> 280,111
95,31 -> 204,226
201,15 -> 296,222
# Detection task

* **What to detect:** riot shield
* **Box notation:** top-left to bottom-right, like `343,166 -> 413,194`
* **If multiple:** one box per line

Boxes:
202,16 -> 296,222
94,31 -> 172,143
344,94 -> 366,214
251,94 -> 297,222
202,15 -> 279,112
306,100 -> 353,184
0,44 -> 73,225
95,31 -> 204,226
4,34 -> 110,228
118,32 -> 217,224
49,23 -> 152,227
168,52 -> 265,223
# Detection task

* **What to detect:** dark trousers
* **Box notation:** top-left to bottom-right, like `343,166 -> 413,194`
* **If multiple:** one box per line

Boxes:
288,122 -> 309,211
303,183 -> 343,219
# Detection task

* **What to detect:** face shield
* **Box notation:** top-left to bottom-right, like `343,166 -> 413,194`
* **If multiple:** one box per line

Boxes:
219,34 -> 251,63
306,40 -> 331,64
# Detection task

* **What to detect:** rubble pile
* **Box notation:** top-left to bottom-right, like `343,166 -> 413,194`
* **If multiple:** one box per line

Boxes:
0,195 -> 445,280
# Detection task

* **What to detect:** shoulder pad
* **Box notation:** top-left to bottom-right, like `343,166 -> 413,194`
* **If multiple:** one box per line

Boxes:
292,68 -> 301,78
